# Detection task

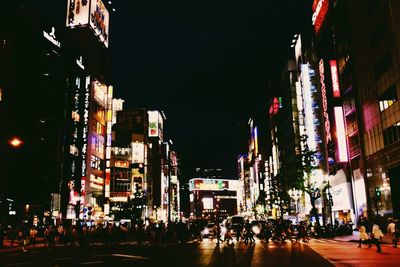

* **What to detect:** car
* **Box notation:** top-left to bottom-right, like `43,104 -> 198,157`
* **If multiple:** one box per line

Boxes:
251,220 -> 267,237
202,223 -> 216,238
230,215 -> 245,236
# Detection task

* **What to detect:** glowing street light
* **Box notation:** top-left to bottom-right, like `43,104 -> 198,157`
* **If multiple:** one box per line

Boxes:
9,137 -> 23,148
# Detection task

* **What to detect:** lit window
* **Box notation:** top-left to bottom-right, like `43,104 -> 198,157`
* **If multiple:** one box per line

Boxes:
379,84 -> 397,112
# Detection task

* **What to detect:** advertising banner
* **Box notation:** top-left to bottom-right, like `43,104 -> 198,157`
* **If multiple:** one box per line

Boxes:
89,0 -> 109,47
132,142 -> 145,163
66,0 -> 91,27
66,0 -> 109,48
331,182 -> 353,211
148,111 -> 159,137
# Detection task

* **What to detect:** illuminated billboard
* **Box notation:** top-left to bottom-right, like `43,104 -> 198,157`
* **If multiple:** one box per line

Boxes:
66,0 -> 109,48
131,142 -> 145,163
66,0 -> 91,27
312,0 -> 329,34
89,0 -> 109,48
148,111 -> 163,138
269,97 -> 282,116
301,64 -> 317,151
93,80 -> 107,106
334,106 -> 348,162
189,178 -> 235,191
330,60 -> 340,97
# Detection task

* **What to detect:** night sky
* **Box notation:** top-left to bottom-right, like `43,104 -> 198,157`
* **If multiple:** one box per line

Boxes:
109,0 -> 312,178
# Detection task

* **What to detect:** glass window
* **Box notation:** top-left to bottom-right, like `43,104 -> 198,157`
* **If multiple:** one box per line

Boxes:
383,122 -> 400,146
379,84 -> 397,112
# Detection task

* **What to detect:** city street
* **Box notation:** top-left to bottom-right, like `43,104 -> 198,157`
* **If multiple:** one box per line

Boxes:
0,239 -> 333,267
2,237 -> 400,267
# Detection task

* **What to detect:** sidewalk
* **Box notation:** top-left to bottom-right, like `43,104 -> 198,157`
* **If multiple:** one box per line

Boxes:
0,237 -> 184,253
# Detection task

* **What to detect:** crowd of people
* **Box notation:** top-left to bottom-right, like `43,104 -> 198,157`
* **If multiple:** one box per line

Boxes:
2,216 -> 399,252
357,216 -> 400,253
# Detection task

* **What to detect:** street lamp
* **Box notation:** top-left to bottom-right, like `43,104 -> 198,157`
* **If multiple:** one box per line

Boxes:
289,188 -> 301,223
9,137 -> 23,148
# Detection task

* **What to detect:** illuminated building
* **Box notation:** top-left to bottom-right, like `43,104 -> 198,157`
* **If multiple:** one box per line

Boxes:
189,178 -> 239,221
308,0 -> 374,226
237,118 -> 266,219
112,109 -> 179,222
268,61 -> 304,221
61,0 -> 115,221
347,0 -> 400,219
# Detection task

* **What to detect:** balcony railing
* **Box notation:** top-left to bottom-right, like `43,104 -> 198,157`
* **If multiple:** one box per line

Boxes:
349,144 -> 361,159
347,121 -> 358,136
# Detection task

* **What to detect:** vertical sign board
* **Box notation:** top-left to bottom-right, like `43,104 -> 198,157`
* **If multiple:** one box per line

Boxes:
334,107 -> 348,162
330,60 -> 341,97
148,111 -> 159,137
312,0 -> 330,34
132,142 -> 145,163
319,59 -> 332,143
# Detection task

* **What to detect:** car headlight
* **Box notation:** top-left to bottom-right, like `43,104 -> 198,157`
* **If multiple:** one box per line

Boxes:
252,226 -> 260,234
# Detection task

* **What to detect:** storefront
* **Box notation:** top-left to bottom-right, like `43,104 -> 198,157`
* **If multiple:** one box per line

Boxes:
329,170 -> 355,225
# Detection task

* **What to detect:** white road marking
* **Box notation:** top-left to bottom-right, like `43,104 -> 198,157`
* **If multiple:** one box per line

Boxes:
111,253 -> 150,260
81,261 -> 103,265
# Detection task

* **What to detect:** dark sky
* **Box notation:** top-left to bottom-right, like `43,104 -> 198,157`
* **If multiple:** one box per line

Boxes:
109,0 -> 312,178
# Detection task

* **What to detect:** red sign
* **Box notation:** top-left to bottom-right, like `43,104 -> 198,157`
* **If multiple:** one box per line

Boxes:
312,0 -> 329,34
330,60 -> 340,97
269,97 -> 282,116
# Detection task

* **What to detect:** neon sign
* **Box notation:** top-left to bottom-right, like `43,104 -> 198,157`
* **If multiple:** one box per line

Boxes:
312,0 -> 329,34
269,97 -> 282,115
319,59 -> 331,143
334,107 -> 348,162
330,60 -> 340,97
43,27 -> 61,47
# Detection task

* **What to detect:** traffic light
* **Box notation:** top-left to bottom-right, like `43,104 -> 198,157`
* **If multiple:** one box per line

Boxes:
375,187 -> 381,199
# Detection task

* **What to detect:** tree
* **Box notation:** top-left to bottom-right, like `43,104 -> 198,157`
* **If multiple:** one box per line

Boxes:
269,174 -> 291,218
295,134 -> 329,226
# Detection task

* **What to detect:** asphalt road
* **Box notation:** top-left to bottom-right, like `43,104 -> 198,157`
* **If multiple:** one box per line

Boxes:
0,239 -> 333,267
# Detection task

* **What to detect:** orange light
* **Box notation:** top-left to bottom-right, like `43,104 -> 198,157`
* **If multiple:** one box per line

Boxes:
9,137 -> 23,148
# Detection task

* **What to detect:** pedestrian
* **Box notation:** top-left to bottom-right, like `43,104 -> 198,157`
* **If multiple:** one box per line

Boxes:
387,218 -> 396,248
371,222 -> 384,253
358,224 -> 369,248
394,219 -> 399,248
215,222 -> 223,245
28,227 -> 37,247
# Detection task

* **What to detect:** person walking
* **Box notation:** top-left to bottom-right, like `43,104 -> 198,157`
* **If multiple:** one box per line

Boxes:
358,224 -> 370,248
394,219 -> 399,248
387,218 -> 396,248
371,222 -> 384,253
215,222 -> 223,245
